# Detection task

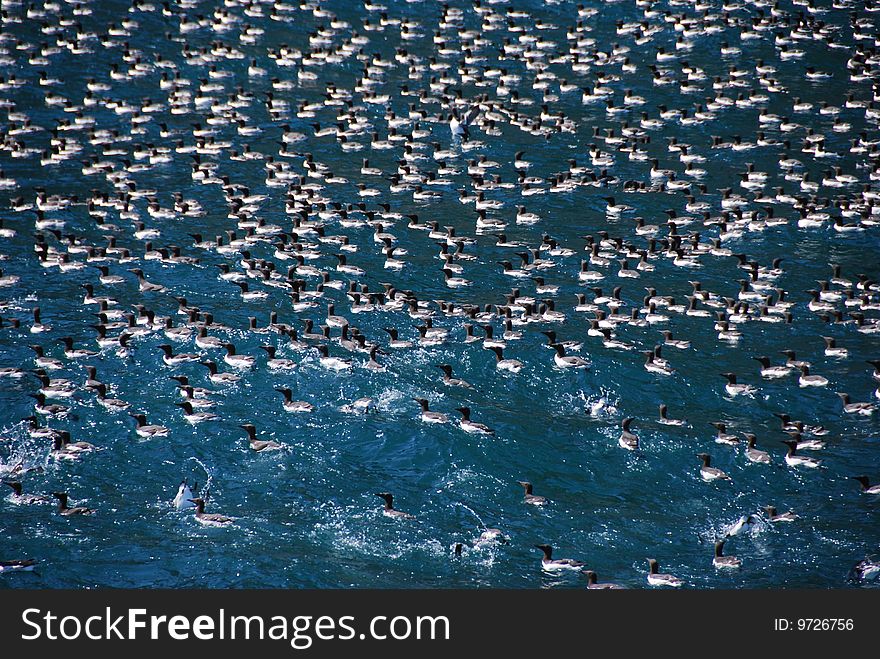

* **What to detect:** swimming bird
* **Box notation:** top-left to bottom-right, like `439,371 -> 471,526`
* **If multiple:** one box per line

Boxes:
30,307 -> 50,334
646,559 -> 684,587
541,330 -> 583,353
721,372 -> 757,397
455,407 -> 495,435
30,392 -> 68,417
743,434 -> 772,464
128,413 -> 169,438
54,431 -> 97,455
752,356 -> 791,379
710,422 -> 739,446
697,453 -> 731,482
157,344 -> 201,366
128,268 -> 166,292
339,398 -> 377,415
820,336 -> 848,359
441,268 -> 472,288
550,343 -> 591,369
195,326 -> 224,350
415,398 -> 448,424
487,345 -> 523,373
518,481 -> 547,506
498,260 -> 530,278
534,544 -> 585,572
239,424 -> 281,452
222,343 -> 255,369
657,404 -> 687,426
257,345 -> 296,371
57,336 -> 97,359
436,364 -> 471,388
4,481 -> 52,505
52,492 -> 95,516
784,431 -> 827,452
28,344 -> 63,370
798,365 -> 828,388
325,303 -> 348,328
584,571 -> 624,589
868,360 -> 880,384
0,559 -> 37,573
375,492 -> 415,520
712,540 -> 741,569
836,393 -> 876,415
275,388 -> 314,413
481,324 -> 506,349
48,434 -> 82,461
314,344 -> 352,370
618,417 -> 639,451
849,559 -> 880,583
363,346 -> 386,371
643,350 -> 674,375
773,414 -> 828,439
382,327 -> 413,349
234,281 -> 268,301
603,196 -> 633,215
189,498 -> 233,527
201,360 -> 241,385
175,401 -> 219,424
780,350 -> 810,370
850,476 -> 880,495
661,330 -> 690,349
781,440 -> 822,469
32,371 -> 76,397
763,506 -> 798,522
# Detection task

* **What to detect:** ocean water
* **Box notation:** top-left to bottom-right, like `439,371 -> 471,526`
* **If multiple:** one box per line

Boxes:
0,0 -> 879,589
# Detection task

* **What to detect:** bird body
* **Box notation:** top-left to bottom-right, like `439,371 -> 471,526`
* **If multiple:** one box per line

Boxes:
190,498 -> 233,527
376,492 -> 415,520
647,559 -> 683,587
535,544 -> 585,572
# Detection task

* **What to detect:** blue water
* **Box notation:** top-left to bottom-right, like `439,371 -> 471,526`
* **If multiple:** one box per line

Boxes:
1,0 -> 879,589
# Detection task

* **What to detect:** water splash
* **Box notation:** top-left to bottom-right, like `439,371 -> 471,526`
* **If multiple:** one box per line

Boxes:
454,501 -> 489,531
579,388 -> 619,418
188,456 -> 215,500
0,420 -> 50,477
